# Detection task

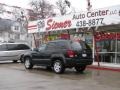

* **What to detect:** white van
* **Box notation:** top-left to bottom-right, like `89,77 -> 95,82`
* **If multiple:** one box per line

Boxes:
0,43 -> 31,62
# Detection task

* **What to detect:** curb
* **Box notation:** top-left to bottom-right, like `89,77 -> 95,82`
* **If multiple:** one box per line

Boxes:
87,65 -> 120,72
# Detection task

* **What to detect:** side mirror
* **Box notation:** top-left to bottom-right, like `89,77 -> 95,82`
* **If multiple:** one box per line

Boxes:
33,48 -> 39,52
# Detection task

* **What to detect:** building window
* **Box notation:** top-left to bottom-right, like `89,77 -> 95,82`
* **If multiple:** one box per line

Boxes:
14,26 -> 20,31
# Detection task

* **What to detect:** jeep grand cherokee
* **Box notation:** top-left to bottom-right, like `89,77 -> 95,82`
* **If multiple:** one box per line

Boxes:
23,40 -> 93,74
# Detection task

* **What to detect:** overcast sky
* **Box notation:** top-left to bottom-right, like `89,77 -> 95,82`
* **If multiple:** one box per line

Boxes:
0,0 -> 120,11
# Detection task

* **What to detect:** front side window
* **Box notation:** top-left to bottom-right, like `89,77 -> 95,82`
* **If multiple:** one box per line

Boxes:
38,44 -> 46,51
16,44 -> 30,50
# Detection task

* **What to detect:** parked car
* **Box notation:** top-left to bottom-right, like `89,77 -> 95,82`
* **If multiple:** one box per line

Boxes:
0,43 -> 31,62
23,40 -> 93,74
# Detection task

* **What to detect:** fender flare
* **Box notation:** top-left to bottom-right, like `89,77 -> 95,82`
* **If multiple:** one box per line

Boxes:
51,54 -> 66,64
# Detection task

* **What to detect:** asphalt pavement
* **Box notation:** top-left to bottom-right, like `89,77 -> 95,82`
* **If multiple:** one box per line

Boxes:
0,61 -> 120,90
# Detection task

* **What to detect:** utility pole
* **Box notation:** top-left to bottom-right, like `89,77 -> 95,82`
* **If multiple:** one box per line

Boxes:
87,0 -> 92,11
86,0 -> 100,66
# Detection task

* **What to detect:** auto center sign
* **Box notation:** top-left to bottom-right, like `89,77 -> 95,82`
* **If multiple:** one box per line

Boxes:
28,5 -> 120,33
72,5 -> 120,28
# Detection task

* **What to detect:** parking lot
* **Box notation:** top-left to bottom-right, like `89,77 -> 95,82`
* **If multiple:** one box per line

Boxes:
0,62 -> 120,90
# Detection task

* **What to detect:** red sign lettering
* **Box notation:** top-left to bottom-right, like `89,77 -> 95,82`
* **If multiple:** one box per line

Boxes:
46,19 -> 72,31
95,32 -> 120,41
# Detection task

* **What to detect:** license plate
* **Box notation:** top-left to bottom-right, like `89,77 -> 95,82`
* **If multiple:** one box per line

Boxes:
82,54 -> 87,57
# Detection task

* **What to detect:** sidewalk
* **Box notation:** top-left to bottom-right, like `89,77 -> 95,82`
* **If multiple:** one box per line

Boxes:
87,62 -> 120,72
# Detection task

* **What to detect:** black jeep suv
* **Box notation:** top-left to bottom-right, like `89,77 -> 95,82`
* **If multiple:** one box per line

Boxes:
23,40 -> 93,74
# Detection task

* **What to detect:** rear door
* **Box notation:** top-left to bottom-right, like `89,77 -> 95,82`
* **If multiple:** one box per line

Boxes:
41,42 -> 57,65
6,44 -> 19,60
71,41 -> 92,59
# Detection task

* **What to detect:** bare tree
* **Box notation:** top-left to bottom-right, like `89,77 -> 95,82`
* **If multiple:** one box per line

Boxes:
27,9 -> 37,21
29,0 -> 55,19
56,0 -> 72,15
28,0 -> 56,47
12,7 -> 29,34
0,3 -> 5,14
12,8 -> 21,21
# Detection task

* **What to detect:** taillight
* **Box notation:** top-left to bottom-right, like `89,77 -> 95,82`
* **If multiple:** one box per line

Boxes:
67,50 -> 76,58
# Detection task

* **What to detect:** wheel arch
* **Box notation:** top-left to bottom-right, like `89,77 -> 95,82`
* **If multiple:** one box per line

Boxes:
51,56 -> 65,67
23,55 -> 32,62
20,54 -> 24,62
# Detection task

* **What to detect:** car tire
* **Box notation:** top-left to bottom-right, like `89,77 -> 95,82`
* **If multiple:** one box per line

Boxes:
75,66 -> 86,72
53,60 -> 65,74
13,60 -> 17,63
24,57 -> 33,69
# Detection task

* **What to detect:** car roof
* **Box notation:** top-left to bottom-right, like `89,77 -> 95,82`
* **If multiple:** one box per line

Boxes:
0,43 -> 28,45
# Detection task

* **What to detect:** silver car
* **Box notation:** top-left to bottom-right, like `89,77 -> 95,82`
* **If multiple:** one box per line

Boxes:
0,43 -> 31,62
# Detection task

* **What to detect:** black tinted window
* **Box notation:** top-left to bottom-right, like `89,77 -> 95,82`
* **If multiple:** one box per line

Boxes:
7,44 -> 17,50
71,41 -> 91,50
0,44 -> 7,51
7,44 -> 30,50
16,44 -> 30,50
39,44 -> 46,51
46,42 -> 56,50
56,41 -> 69,49
71,42 -> 82,50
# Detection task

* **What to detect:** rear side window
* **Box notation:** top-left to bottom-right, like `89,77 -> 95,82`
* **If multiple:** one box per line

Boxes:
71,41 -> 91,50
7,44 -> 17,50
71,42 -> 82,50
56,41 -> 70,49
0,44 -> 7,51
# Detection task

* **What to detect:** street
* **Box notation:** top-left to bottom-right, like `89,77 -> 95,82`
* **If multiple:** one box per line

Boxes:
0,62 -> 120,90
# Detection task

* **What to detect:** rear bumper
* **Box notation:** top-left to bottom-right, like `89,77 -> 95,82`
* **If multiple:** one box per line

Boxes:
65,58 -> 93,67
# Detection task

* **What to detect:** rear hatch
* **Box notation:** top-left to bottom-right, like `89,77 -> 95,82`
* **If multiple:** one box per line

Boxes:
70,41 -> 92,59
